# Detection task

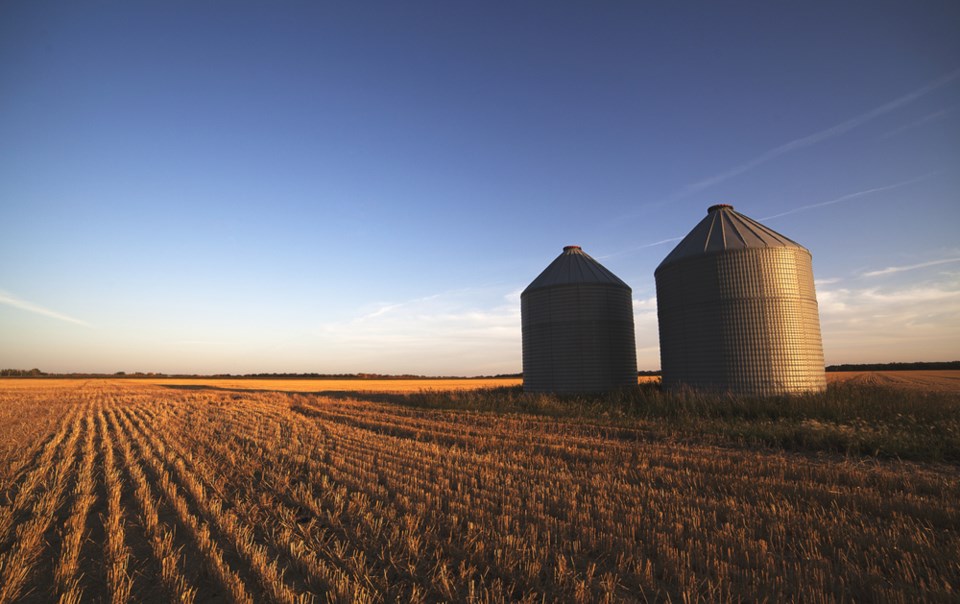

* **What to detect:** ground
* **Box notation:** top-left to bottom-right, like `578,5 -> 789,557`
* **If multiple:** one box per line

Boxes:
0,373 -> 957,603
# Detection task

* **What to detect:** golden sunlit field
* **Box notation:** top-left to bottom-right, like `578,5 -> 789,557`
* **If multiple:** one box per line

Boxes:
825,370 -> 960,392
130,377 -> 527,393
1,376 -> 958,603
108,370 -> 955,393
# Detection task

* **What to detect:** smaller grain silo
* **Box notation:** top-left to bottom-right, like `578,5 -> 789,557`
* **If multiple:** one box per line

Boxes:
522,246 -> 637,393
655,205 -> 826,396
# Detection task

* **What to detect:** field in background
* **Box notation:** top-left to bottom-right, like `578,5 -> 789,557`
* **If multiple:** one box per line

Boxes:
825,370 -> 960,392
134,376 -> 526,392
2,371 -> 955,394
80,370 -> 960,393
0,375 -> 957,602
124,376 -> 662,392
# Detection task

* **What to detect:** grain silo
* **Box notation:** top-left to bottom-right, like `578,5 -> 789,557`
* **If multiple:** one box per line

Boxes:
522,246 -> 637,393
655,205 -> 826,396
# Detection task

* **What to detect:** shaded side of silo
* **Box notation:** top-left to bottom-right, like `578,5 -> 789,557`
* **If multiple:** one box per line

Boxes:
655,205 -> 826,396
522,246 -> 637,393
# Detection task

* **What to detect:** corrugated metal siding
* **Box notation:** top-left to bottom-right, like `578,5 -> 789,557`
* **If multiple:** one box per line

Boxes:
656,246 -> 826,396
522,284 -> 637,393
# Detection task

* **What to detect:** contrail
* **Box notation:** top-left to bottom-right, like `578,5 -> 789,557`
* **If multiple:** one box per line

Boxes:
879,105 -> 956,139
596,237 -> 683,260
864,257 -> 960,277
0,290 -> 92,327
607,171 -> 935,259
679,68 -> 960,196
760,173 -> 937,221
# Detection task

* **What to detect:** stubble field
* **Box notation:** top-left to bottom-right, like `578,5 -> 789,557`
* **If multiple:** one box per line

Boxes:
0,375 -> 957,603
825,370 -> 960,392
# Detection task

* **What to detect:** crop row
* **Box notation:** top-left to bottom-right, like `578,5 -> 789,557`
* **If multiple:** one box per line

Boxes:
0,382 -> 957,603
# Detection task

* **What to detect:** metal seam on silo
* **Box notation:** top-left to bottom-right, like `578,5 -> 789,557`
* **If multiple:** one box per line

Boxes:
703,212 -> 717,252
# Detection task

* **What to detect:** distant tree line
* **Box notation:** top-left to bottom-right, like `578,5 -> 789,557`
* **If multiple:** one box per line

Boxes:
239,372 -> 451,380
825,361 -> 960,372
0,369 -> 521,380
1,369 -> 168,378
0,368 -> 46,376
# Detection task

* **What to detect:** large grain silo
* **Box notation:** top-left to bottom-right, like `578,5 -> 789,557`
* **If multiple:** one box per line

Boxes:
655,205 -> 826,396
522,246 -> 637,393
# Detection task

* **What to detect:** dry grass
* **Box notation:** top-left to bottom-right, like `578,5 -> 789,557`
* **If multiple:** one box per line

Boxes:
0,378 -> 956,602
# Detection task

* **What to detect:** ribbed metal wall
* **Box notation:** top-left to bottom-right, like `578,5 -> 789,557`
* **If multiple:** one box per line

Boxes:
656,207 -> 826,396
522,247 -> 637,394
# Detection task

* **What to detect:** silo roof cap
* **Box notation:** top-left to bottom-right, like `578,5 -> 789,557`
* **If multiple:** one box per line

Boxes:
657,205 -> 808,272
523,246 -> 630,294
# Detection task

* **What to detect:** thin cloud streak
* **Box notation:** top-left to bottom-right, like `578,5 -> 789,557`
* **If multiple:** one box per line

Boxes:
0,290 -> 92,327
679,68 -> 960,196
863,257 -> 960,277
816,275 -> 960,363
879,105 -> 956,139
597,237 -> 683,260
309,286 -> 522,375
760,173 -> 937,221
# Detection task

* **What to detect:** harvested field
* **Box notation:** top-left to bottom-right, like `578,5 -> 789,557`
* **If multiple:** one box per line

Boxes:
129,377 -> 526,393
31,371 -> 950,395
120,376 -> 661,393
826,370 -> 960,392
1,379 -> 958,602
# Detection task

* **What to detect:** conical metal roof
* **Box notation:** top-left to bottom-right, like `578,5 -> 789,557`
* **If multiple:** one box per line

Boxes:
523,246 -> 629,294
656,204 -> 807,272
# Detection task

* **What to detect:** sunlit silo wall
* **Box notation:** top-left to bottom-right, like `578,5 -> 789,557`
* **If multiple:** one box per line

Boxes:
522,246 -> 637,393
655,205 -> 826,396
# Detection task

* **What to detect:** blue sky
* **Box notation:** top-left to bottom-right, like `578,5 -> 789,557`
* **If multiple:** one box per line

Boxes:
2,2 -> 958,375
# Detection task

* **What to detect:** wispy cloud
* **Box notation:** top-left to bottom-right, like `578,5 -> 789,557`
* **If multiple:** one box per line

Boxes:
863,257 -> 960,278
311,287 -> 522,375
818,285 -> 960,321
760,173 -> 937,221
814,277 -> 842,287
600,170 -> 929,258
879,105 -> 957,139
601,168 -> 930,258
817,276 -> 960,362
679,68 -> 960,197
596,237 -> 683,260
0,290 -> 92,327
632,295 -> 661,369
